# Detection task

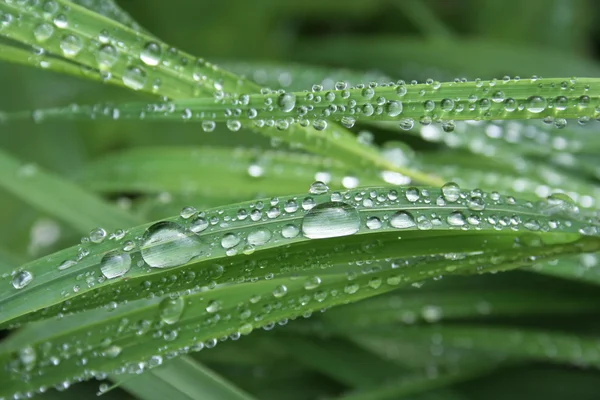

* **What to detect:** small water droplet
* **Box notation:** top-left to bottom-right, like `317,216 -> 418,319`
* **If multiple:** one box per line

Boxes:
441,182 -> 460,202
277,93 -> 296,112
89,227 -> 107,243
206,300 -> 221,313
526,96 -> 547,113
122,66 -> 147,90
273,284 -> 288,298
247,228 -> 272,246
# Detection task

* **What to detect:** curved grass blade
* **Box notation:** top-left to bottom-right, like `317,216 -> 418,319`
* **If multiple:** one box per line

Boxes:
1,185 -> 597,327
295,37 -> 600,80
350,324 -> 600,369
13,78 -> 600,128
0,42 -> 115,85
395,0 -> 454,40
78,146 -> 382,197
0,0 -> 442,186
1,234 -> 597,397
70,0 -> 144,32
0,147 -> 137,233
114,356 -> 256,400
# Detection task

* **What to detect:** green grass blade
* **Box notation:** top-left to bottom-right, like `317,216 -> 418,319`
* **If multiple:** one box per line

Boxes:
115,356 -> 256,400
0,0 -> 444,186
77,146 -> 382,197
14,77 -> 600,127
1,185 -> 596,327
395,0 -> 454,40
70,0 -> 144,32
0,147 -> 137,233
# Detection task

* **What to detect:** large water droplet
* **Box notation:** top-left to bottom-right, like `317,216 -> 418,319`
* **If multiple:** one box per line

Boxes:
33,23 -> 54,42
100,251 -> 132,279
247,228 -> 272,246
277,93 -> 296,112
390,211 -> 416,229
309,181 -> 329,195
12,270 -> 33,289
159,297 -> 185,325
441,182 -> 460,202
301,202 -> 360,239
526,96 -> 547,113
140,221 -> 202,268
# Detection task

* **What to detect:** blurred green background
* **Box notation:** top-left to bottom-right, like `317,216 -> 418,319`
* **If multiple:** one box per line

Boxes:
2,1 -> 600,399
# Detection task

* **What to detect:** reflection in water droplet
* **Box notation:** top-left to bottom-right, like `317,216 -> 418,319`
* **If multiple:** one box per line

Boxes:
390,211 -> 416,229
140,221 -> 202,268
159,297 -> 185,325
302,202 -> 360,239
12,270 -> 33,289
100,252 -> 132,279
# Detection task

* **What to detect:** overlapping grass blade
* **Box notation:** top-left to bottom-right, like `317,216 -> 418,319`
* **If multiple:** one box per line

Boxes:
0,1 -> 438,186
0,147 -> 136,233
12,78 -> 600,127
2,185 -> 597,327
77,147 -> 381,197
115,356 -> 256,400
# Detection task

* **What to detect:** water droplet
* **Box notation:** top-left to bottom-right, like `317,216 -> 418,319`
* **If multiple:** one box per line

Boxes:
140,42 -> 162,66
441,182 -> 460,202
97,44 -> 118,68
304,276 -> 321,290
309,181 -> 329,195
277,93 -> 296,112
405,188 -> 420,202
59,34 -> 82,57
366,216 -> 382,229
273,284 -> 288,298
447,211 -> 466,226
390,211 -> 416,229
190,216 -> 208,233
247,228 -> 272,246
526,96 -> 547,113
206,300 -> 221,313
100,252 -> 131,279
221,233 -> 240,249
89,227 -> 107,243
302,202 -> 360,239
122,66 -> 147,90
467,197 -> 485,211
385,101 -> 403,117
140,221 -> 202,268
282,224 -> 300,238
159,297 -> 185,325
33,23 -> 54,42
12,270 -> 33,289
180,206 -> 197,219
398,118 -> 414,130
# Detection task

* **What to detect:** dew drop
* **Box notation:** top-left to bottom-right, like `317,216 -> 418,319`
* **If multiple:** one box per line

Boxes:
100,252 -> 131,279
140,221 -> 202,268
159,297 -> 185,325
122,66 -> 147,90
140,42 -> 162,66
309,181 -> 329,195
301,202 -> 360,239
89,227 -> 107,244
304,276 -> 321,290
385,101 -> 403,117
221,233 -> 240,249
366,216 -> 382,229
12,270 -> 33,289
59,34 -> 82,57
247,228 -> 272,246
273,284 -> 288,298
277,93 -> 296,112
441,182 -> 460,202
526,96 -> 547,114
282,224 -> 300,238
390,211 -> 416,229
33,23 -> 54,42
447,211 -> 467,226
206,300 -> 221,313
